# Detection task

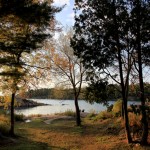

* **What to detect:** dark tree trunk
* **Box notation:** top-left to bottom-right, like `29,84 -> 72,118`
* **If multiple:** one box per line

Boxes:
118,51 -> 132,143
0,132 -> 3,138
112,0 -> 132,142
9,93 -> 15,137
123,97 -> 132,143
74,96 -> 81,126
137,41 -> 148,145
137,31 -> 148,145
121,100 -> 124,119
136,0 -> 148,145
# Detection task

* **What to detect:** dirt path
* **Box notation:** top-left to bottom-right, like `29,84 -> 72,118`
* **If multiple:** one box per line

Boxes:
43,116 -> 74,124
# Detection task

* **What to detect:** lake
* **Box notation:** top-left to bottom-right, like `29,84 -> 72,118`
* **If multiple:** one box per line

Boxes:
15,99 -> 141,116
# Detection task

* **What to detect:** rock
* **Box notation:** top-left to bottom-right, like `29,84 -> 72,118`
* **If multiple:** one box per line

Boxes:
25,119 -> 31,123
15,98 -> 47,108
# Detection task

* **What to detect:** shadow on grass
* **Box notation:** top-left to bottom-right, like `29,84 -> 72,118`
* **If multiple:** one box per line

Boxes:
17,117 -> 124,137
110,142 -> 150,150
0,136 -> 67,150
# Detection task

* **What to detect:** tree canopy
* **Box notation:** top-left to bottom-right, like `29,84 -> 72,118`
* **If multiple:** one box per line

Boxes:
0,0 -> 61,90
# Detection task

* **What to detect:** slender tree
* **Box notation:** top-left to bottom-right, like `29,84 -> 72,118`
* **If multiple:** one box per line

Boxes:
44,28 -> 86,126
129,0 -> 150,145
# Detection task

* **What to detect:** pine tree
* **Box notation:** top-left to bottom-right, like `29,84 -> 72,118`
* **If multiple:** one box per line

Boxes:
0,0 -> 61,136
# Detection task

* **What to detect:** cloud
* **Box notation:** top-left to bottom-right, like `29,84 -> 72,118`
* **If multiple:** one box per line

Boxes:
53,0 -> 70,6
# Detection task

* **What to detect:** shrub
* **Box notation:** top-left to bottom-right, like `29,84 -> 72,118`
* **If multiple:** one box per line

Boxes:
128,112 -> 142,127
107,104 -> 113,112
112,99 -> 122,117
128,112 -> 142,139
29,114 -> 42,118
14,113 -> 24,121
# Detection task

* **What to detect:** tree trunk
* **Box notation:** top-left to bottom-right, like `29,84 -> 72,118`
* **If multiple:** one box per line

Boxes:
114,9 -> 132,144
136,0 -> 148,145
123,98 -> 132,143
112,0 -> 132,141
74,96 -> 81,126
116,19 -> 132,143
137,27 -> 148,145
137,30 -> 148,145
118,55 -> 132,143
9,93 -> 15,137
138,46 -> 148,145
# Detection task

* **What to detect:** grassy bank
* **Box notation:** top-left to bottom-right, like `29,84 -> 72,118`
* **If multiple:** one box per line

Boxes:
0,110 -> 149,150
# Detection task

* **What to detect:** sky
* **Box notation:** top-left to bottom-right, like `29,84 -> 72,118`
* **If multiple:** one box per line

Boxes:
34,0 -> 75,88
53,0 -> 75,27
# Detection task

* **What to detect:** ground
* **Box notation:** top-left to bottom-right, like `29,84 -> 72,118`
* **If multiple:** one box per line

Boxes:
0,114 -> 150,150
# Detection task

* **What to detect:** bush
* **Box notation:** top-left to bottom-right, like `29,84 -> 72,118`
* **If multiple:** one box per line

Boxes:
128,112 -> 142,127
29,114 -> 42,118
14,113 -> 24,121
107,104 -> 113,112
112,99 -> 122,117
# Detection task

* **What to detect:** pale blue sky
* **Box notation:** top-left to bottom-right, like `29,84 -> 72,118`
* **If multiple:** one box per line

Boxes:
53,0 -> 75,27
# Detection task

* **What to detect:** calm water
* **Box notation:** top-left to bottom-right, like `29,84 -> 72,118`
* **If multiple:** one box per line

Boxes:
15,99 -> 140,116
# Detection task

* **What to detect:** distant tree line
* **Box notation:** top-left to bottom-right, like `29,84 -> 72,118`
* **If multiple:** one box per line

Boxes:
23,82 -> 150,101
25,88 -> 85,100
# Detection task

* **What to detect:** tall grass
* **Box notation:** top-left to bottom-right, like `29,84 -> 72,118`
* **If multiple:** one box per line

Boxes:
55,109 -> 76,117
86,110 -> 114,121
63,109 -> 76,117
94,111 -> 114,120
0,114 -> 10,135
112,99 -> 122,117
